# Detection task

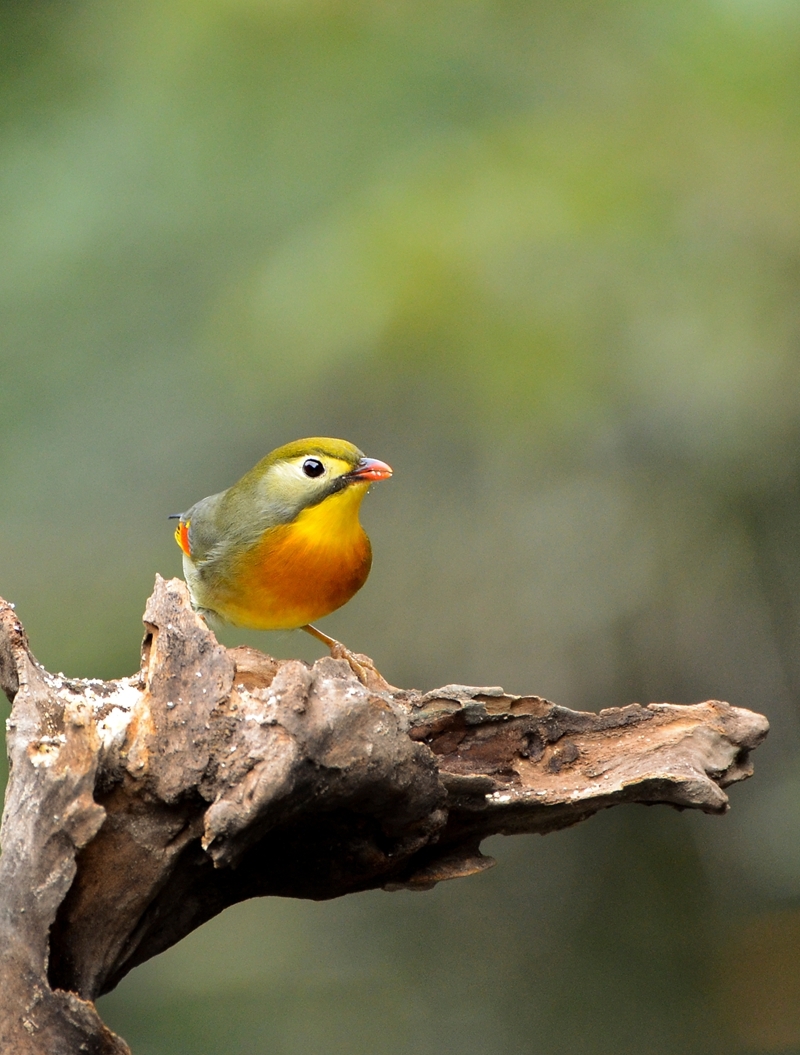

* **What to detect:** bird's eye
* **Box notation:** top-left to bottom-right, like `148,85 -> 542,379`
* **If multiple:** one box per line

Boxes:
302,458 -> 325,478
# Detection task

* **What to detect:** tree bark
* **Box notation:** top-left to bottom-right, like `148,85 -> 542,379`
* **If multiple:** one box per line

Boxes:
0,576 -> 769,1053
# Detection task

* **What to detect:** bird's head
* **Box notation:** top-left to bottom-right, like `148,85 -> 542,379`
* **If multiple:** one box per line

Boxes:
231,437 -> 392,525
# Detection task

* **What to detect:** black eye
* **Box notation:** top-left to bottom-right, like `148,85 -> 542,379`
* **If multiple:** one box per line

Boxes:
302,458 -> 325,478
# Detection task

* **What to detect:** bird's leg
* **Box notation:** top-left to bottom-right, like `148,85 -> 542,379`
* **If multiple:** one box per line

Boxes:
301,623 -> 340,650
301,624 -> 394,692
301,623 -> 370,682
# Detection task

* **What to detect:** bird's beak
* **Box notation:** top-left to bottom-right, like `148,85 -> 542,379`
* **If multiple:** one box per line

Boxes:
349,457 -> 393,482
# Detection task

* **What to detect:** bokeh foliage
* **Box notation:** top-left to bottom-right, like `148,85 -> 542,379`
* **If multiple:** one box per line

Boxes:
3,0 -> 800,1051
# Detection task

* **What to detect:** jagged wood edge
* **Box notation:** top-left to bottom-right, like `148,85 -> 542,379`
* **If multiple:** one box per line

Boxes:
0,577 -> 769,1055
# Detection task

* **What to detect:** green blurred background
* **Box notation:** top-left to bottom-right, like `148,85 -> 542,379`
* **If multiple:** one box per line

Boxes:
3,0 -> 800,1051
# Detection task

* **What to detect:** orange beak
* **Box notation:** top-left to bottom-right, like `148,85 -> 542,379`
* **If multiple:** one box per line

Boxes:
349,457 -> 393,482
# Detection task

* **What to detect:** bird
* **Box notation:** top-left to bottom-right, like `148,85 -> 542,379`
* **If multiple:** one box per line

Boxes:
172,437 -> 393,681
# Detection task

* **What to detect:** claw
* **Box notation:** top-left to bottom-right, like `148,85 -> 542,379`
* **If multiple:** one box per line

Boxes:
301,624 -> 396,692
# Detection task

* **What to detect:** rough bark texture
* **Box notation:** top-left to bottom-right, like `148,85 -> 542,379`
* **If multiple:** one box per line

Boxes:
0,576 -> 769,1054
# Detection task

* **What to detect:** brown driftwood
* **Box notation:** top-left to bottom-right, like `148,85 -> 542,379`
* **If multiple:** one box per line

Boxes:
0,576 -> 769,1054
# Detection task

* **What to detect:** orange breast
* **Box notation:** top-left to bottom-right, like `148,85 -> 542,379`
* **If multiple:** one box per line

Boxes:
214,487 -> 373,630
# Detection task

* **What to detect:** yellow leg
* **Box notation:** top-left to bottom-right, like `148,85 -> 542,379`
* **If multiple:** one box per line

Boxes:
301,623 -> 339,650
300,624 -> 393,692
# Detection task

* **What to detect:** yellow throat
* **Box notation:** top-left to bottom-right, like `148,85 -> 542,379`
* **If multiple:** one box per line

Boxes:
211,480 -> 373,630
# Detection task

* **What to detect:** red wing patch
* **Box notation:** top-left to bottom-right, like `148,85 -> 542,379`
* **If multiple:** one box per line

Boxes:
175,520 -> 191,557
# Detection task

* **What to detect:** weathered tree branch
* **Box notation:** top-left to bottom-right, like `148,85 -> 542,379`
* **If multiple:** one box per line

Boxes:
0,576 -> 769,1053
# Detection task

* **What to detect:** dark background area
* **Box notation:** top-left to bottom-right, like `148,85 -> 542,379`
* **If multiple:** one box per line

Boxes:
2,1 -> 800,1051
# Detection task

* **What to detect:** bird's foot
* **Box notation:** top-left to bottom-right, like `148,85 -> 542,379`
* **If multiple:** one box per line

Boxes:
329,642 -> 397,693
301,624 -> 395,692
